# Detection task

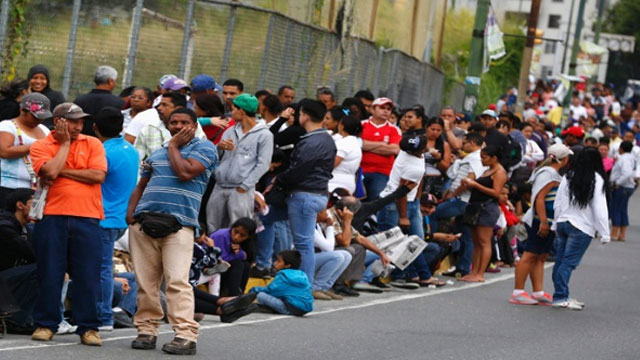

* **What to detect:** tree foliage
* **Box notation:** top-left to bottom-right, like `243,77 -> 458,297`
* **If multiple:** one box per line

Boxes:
440,9 -> 525,110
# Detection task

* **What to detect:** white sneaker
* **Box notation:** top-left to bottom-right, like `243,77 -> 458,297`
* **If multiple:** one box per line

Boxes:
569,298 -> 585,308
56,320 -> 77,334
552,298 -> 584,310
98,325 -> 114,332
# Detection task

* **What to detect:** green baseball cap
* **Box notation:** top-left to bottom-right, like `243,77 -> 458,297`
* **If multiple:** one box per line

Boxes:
232,93 -> 259,114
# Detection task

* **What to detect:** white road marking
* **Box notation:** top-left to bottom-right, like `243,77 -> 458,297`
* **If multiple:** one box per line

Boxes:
0,265 -> 551,353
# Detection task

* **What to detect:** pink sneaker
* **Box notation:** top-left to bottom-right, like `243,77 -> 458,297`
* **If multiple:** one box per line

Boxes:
509,292 -> 539,305
532,292 -> 553,306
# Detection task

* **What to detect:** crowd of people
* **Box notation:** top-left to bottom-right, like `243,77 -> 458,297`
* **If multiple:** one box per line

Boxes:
0,64 -> 638,355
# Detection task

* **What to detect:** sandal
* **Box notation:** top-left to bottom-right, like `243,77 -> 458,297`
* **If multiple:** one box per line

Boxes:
412,278 -> 446,287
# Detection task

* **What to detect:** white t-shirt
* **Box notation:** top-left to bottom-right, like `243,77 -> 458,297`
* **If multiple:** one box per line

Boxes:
0,120 -> 50,188
328,135 -> 362,194
569,104 -> 588,122
379,151 -> 425,202
124,108 -> 160,138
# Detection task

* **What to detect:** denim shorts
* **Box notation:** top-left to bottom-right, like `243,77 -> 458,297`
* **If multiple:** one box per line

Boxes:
475,201 -> 500,227
523,218 -> 554,254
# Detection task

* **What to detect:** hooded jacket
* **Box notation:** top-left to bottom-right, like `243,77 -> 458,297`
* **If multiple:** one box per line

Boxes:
27,65 -> 66,124
0,209 -> 34,271
214,122 -> 273,190
249,268 -> 313,314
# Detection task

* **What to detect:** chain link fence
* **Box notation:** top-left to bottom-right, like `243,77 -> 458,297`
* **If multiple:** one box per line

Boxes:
0,0 -> 464,114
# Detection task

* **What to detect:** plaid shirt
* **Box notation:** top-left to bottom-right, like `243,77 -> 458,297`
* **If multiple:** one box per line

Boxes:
134,117 -> 206,160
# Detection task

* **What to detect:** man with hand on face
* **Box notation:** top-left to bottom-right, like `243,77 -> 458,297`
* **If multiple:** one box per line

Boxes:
134,92 -> 205,161
29,102 -> 107,346
126,108 -> 218,356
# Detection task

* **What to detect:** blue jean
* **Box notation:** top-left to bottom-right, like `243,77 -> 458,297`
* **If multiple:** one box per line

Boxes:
98,227 -> 126,326
256,206 -> 289,270
432,198 -> 472,274
287,192 -> 328,282
405,242 -> 442,280
377,199 -> 424,238
611,186 -> 634,227
112,272 -> 137,316
33,215 -> 102,334
256,292 -> 292,315
313,250 -> 352,291
552,222 -> 593,302
363,172 -> 389,201
273,221 -> 293,263
361,250 -> 381,283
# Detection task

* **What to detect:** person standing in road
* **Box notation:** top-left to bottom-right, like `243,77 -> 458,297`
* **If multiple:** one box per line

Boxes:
269,99 -> 336,282
29,102 -> 106,346
126,108 -> 218,355
206,93 -> 273,232
360,98 -> 401,201
92,107 -> 139,331
551,147 -> 609,310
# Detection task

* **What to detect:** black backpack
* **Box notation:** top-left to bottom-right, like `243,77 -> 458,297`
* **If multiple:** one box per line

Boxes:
500,134 -> 523,169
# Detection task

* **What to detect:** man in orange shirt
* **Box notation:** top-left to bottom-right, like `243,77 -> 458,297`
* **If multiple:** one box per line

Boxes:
29,103 -> 107,346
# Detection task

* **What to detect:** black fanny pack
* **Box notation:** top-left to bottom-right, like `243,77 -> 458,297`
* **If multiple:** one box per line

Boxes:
137,212 -> 182,238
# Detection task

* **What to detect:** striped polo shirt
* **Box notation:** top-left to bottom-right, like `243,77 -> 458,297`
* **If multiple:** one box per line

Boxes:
134,137 -> 218,231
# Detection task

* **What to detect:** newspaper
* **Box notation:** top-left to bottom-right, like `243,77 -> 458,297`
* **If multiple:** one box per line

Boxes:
367,227 -> 427,271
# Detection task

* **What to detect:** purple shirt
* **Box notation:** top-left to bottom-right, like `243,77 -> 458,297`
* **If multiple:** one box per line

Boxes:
210,228 -> 246,262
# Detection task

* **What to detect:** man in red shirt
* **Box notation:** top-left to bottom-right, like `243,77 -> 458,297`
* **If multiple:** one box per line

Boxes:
360,97 -> 401,201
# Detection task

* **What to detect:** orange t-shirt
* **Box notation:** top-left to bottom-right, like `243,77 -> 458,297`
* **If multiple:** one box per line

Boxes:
30,133 -> 107,219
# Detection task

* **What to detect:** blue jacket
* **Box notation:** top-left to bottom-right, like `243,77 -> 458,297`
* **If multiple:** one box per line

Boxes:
276,129 -> 336,194
250,269 -> 314,314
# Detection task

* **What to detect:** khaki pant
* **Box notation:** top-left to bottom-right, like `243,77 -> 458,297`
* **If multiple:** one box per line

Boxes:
129,223 -> 198,342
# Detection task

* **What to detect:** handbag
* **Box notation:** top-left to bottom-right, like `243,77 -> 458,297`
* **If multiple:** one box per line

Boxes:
462,202 -> 482,226
137,212 -> 182,238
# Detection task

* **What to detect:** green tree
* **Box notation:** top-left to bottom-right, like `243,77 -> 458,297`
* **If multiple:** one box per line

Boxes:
603,0 -> 640,90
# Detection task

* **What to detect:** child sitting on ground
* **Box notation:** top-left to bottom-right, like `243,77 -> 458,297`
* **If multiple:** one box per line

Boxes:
249,250 -> 314,316
210,217 -> 257,296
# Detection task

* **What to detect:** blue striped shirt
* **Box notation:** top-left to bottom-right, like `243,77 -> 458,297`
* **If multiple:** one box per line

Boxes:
134,137 -> 218,232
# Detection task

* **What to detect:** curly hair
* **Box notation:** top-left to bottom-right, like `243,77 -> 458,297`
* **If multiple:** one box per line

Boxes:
566,147 -> 607,209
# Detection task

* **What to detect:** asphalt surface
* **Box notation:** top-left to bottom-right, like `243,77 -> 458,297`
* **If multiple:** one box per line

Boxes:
2,194 -> 640,360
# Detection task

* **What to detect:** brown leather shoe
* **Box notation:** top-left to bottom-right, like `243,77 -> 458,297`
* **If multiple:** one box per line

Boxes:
131,334 -> 157,350
162,337 -> 197,355
80,330 -> 102,346
32,327 -> 54,341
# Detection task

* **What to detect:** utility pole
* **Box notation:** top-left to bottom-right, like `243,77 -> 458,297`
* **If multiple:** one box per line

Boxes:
369,0 -> 379,39
561,0 -> 576,74
462,0 -> 490,117
562,0 -> 587,121
593,0 -> 605,44
515,0 -> 541,115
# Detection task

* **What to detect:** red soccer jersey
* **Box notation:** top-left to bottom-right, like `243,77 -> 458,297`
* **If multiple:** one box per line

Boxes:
360,118 -> 402,175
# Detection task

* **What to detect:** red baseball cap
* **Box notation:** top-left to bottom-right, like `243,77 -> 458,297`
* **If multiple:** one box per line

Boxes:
371,97 -> 394,109
561,125 -> 585,138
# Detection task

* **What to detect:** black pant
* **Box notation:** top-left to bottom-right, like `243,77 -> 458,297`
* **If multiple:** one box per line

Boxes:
0,264 -> 39,333
193,285 -> 220,315
221,260 -> 249,296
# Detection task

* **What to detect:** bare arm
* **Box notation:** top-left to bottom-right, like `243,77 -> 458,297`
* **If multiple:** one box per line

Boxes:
446,129 -> 462,151
334,156 -> 343,168
437,142 -> 452,172
0,132 -> 30,159
362,140 -> 400,156
167,128 -> 206,182
124,134 -> 136,144
126,176 -> 149,224
353,234 -> 390,266
59,168 -> 105,184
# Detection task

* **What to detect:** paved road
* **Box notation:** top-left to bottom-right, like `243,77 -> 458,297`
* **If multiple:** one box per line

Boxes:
2,195 -> 640,360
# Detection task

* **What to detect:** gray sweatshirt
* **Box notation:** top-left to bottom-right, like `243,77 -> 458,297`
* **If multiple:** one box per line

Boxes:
215,123 -> 274,190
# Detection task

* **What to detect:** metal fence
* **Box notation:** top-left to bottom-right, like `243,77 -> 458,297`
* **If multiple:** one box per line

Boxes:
0,0 -> 463,114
